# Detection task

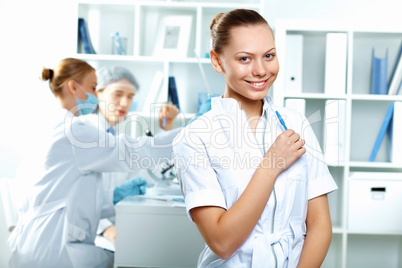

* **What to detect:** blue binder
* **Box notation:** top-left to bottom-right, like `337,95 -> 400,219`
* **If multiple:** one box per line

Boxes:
371,48 -> 388,95
78,18 -> 96,54
369,102 -> 394,162
168,76 -> 180,110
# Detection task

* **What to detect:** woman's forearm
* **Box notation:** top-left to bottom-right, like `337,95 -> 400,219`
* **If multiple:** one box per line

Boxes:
297,195 -> 332,268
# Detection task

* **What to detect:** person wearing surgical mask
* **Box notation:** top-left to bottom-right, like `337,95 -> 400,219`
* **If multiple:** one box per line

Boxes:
89,66 -> 179,246
7,58 -> 178,268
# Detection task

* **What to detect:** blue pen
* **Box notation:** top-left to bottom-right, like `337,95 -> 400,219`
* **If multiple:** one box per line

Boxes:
275,111 -> 288,130
162,116 -> 166,127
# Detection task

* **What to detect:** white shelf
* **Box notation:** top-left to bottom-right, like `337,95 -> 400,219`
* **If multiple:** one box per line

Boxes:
347,230 -> 402,236
275,19 -> 402,33
284,93 -> 402,101
350,94 -> 402,101
349,161 -> 402,169
275,19 -> 402,268
139,1 -> 261,8
78,0 -> 135,4
284,93 -> 347,100
75,53 -> 213,64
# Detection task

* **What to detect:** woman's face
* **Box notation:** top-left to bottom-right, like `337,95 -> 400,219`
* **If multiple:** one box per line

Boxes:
76,70 -> 97,99
97,78 -> 136,126
215,23 -> 279,102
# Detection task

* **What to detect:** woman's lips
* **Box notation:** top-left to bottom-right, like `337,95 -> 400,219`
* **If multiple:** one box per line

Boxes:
117,110 -> 127,116
246,79 -> 268,90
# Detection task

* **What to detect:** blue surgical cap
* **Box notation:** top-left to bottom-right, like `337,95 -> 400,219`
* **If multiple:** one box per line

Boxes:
96,66 -> 139,91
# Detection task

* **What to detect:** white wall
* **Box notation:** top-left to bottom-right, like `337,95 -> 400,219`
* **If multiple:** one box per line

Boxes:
0,0 -> 400,266
0,0 -> 76,265
0,0 -> 76,178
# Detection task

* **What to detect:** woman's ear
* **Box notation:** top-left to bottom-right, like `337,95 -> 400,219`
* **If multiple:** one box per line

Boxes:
210,50 -> 224,73
67,80 -> 78,95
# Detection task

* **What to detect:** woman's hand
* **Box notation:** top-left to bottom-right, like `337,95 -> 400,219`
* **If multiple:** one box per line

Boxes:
102,225 -> 116,244
159,102 -> 179,130
263,129 -> 306,177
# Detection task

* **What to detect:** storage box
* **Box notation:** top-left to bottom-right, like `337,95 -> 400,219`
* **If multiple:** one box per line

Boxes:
348,172 -> 402,233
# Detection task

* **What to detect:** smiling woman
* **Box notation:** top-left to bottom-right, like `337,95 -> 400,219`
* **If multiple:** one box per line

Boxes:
172,9 -> 338,268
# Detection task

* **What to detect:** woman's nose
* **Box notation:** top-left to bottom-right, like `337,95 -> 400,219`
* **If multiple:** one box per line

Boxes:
252,60 -> 267,77
120,97 -> 129,107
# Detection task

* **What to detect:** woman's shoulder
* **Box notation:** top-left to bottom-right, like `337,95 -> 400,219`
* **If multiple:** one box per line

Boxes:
173,110 -> 217,147
61,113 -> 100,145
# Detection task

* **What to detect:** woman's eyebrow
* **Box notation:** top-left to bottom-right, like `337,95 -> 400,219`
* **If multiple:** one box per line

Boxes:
234,47 -> 276,56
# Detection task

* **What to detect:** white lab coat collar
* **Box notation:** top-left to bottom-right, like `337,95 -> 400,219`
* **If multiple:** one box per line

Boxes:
211,95 -> 274,121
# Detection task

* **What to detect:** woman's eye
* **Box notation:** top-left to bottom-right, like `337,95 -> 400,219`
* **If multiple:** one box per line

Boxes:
265,54 -> 274,60
240,57 -> 250,62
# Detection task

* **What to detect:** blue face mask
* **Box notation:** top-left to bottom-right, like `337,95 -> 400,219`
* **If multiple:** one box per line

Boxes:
75,84 -> 99,116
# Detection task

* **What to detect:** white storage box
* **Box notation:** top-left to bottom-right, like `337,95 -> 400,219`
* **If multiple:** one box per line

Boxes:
348,172 -> 402,233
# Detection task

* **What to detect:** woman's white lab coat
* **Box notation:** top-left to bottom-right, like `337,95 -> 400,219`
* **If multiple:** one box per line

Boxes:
173,96 -> 338,268
8,108 -> 177,268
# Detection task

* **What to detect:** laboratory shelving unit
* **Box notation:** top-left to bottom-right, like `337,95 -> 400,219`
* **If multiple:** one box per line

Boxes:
274,19 -> 402,268
74,0 -> 264,115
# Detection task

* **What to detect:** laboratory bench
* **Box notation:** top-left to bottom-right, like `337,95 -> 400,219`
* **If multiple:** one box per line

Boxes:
114,196 -> 205,268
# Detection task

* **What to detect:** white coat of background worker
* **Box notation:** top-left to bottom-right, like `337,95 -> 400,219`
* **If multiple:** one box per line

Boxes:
90,65 -> 180,246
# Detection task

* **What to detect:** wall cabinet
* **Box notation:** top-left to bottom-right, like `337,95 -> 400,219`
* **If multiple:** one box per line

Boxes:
75,0 -> 263,114
274,19 -> 402,268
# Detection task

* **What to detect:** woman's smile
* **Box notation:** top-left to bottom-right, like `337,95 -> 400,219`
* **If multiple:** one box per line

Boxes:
245,78 -> 269,90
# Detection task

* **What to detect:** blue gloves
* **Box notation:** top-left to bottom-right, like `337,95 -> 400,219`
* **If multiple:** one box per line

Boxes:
113,177 -> 150,205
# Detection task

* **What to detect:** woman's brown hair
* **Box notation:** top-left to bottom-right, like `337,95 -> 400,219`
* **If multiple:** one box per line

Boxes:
41,58 -> 94,96
210,9 -> 271,54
